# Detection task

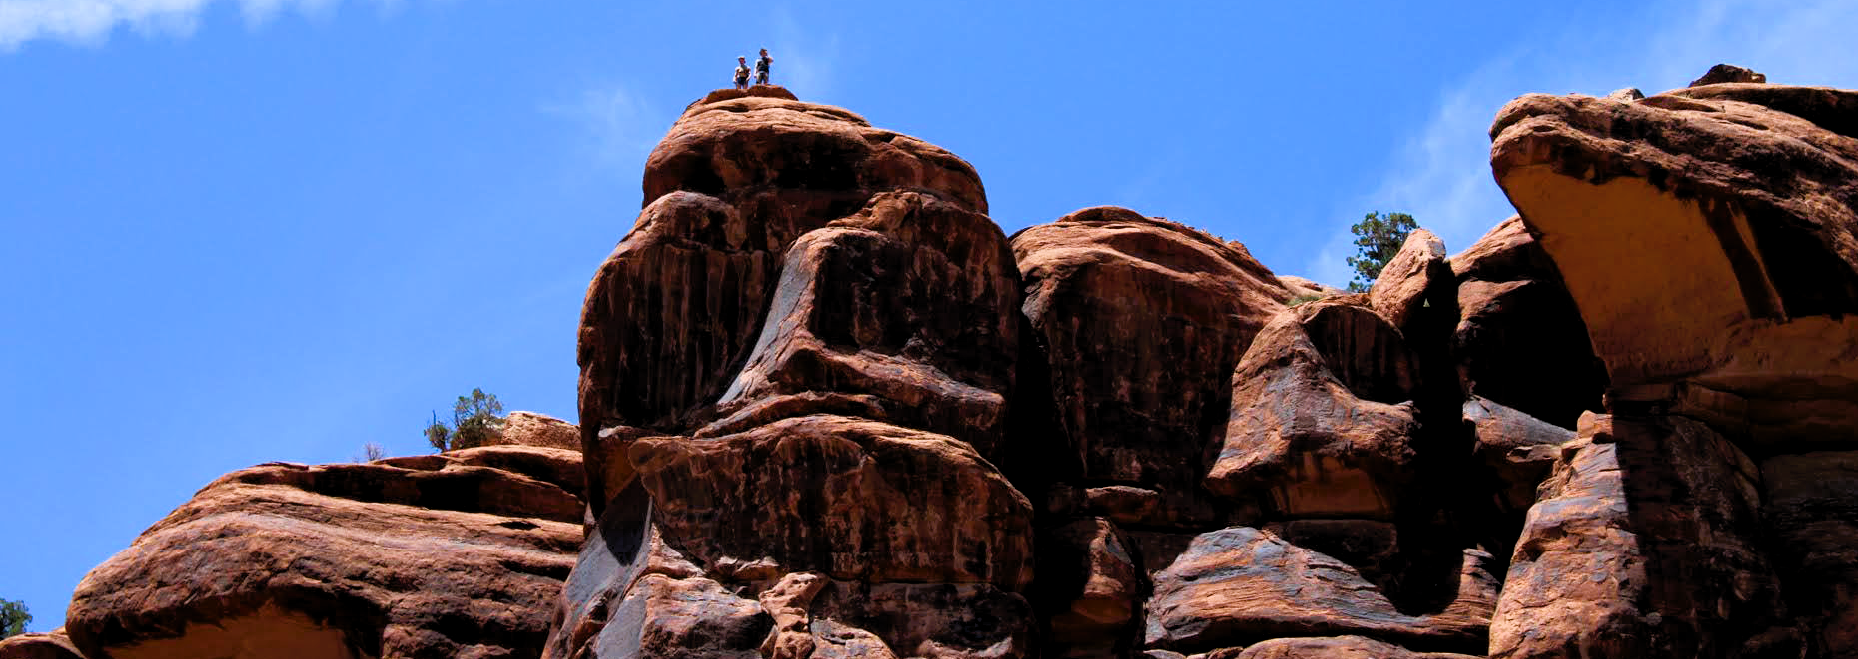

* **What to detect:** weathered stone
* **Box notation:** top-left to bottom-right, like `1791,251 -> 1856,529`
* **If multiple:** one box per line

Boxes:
577,86 -> 991,513
629,414 -> 1034,589
1449,217 -> 1606,429
808,580 -> 1033,659
541,482 -> 703,659
702,191 -> 1022,460
1689,63 -> 1767,87
1279,275 -> 1346,300
1761,451 -> 1858,658
1489,81 -> 1858,448
1464,396 -> 1572,514
592,573 -> 770,659
1489,413 -> 1798,659
493,411 -> 581,451
757,572 -> 828,659
1232,635 -> 1483,659
1209,300 -> 1421,520
1013,206 -> 1290,502
1144,527 -> 1493,655
0,632 -> 85,659
66,447 -> 585,659
1040,518 -> 1142,658
1368,228 -> 1449,333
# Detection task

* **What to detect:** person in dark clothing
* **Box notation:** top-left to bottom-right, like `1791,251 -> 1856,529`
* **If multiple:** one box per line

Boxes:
734,56 -> 751,90
754,49 -> 772,86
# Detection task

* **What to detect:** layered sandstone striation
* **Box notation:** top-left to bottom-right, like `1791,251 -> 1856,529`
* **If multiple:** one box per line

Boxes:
33,68 -> 1858,659
61,445 -> 586,659
558,85 -> 1035,659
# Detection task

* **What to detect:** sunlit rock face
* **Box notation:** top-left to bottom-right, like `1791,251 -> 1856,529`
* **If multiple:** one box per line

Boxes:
1491,66 -> 1858,658
64,446 -> 587,659
559,85 -> 1036,659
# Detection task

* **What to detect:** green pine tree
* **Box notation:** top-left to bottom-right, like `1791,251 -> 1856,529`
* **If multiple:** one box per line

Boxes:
1,598 -> 29,639
1345,211 -> 1418,292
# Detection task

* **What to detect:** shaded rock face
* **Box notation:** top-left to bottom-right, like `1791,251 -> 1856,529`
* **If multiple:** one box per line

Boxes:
562,87 -> 1034,659
1144,527 -> 1494,655
1210,299 -> 1421,520
0,632 -> 85,659
1690,63 -> 1767,87
1490,414 -> 1797,659
1013,207 -> 1291,502
1448,217 -> 1606,429
64,446 -> 586,659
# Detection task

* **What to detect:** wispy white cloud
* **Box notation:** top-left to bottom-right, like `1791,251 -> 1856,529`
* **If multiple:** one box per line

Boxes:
542,81 -> 662,169
1304,0 -> 1858,288
0,0 -> 378,50
766,5 -> 839,100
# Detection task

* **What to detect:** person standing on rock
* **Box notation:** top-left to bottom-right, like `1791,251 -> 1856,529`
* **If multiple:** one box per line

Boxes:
754,49 -> 772,86
734,56 -> 751,90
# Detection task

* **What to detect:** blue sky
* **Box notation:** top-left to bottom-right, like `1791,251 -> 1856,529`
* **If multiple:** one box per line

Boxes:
2,0 -> 1854,632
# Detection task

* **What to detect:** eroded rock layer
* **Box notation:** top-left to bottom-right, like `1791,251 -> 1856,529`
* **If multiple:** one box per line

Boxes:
560,86 -> 1034,659
64,446 -> 586,659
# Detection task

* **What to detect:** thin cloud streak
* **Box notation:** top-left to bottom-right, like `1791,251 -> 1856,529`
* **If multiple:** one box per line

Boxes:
543,81 -> 662,169
1305,0 -> 1858,288
767,5 -> 838,100
0,0 -> 376,50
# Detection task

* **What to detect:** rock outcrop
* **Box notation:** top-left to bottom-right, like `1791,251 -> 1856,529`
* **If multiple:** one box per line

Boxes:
30,70 -> 1858,659
1448,217 -> 1606,429
1490,73 -> 1858,445
561,86 -> 1034,659
63,445 -> 585,659
494,411 -> 582,451
1492,67 -> 1858,657
0,632 -> 84,659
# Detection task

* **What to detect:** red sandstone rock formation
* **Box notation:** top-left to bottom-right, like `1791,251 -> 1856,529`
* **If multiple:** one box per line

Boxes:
1491,65 -> 1857,658
62,445 -> 585,659
558,85 -> 1033,659
31,69 -> 1858,659
0,632 -> 83,659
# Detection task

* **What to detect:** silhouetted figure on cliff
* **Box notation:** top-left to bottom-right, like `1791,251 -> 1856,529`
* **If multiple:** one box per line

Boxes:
755,49 -> 772,85
733,56 -> 750,90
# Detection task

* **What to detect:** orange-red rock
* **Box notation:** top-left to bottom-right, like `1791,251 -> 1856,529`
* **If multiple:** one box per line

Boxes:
1279,275 -> 1346,300
1368,228 -> 1449,333
1143,526 -> 1493,655
1489,79 -> 1858,446
629,414 -> 1033,588
1464,395 -> 1571,514
0,632 -> 84,659
576,85 -> 993,511
1013,207 -> 1290,514
701,191 -> 1022,459
1209,299 -> 1420,520
1226,635 -> 1482,659
562,88 -> 1032,659
493,411 -> 581,451
1489,414 -> 1797,659
65,446 -> 584,659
